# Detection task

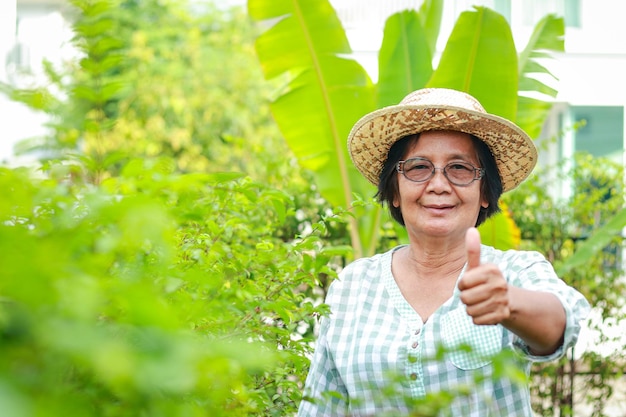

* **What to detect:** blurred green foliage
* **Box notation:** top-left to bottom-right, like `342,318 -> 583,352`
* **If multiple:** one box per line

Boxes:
504,152 -> 626,416
0,0 -> 348,415
0,159 -> 347,416
5,0 -> 289,186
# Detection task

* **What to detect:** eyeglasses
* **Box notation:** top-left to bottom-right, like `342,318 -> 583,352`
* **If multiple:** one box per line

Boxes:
396,157 -> 484,186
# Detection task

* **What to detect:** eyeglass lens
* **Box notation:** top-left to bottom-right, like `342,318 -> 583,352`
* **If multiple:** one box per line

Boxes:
398,158 -> 482,186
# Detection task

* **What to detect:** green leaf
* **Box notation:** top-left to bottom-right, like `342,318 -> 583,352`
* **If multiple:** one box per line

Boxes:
99,80 -> 127,101
90,37 -> 126,56
78,0 -> 116,18
518,13 -> 564,99
251,1 -> 352,80
73,17 -> 115,37
249,0 -> 377,256
252,1 -> 375,205
559,207 -> 626,275
378,10 -> 433,107
516,96 -> 553,140
428,6 -> 518,121
204,172 -> 246,183
0,85 -> 57,111
516,14 -> 564,138
79,54 -> 125,73
73,84 -> 98,101
518,76 -> 557,97
478,205 -> 520,250
320,245 -> 353,257
418,0 -> 444,56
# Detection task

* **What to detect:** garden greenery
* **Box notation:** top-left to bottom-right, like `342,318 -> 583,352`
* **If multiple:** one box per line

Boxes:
1,0 -> 340,415
2,0 -> 625,416
0,158 -> 349,416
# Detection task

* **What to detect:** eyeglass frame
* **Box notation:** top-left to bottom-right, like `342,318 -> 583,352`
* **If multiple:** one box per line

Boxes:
396,157 -> 485,186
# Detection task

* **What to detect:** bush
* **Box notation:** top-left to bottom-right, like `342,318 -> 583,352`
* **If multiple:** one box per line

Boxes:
0,159 -> 344,416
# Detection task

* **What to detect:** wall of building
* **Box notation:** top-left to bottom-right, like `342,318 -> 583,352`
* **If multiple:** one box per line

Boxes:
0,0 -> 19,164
0,0 -> 74,165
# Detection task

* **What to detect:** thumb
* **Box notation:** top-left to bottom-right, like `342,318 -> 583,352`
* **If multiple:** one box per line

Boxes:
465,227 -> 481,270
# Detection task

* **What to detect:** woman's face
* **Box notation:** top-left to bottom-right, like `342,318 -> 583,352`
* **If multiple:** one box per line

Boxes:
393,130 -> 488,240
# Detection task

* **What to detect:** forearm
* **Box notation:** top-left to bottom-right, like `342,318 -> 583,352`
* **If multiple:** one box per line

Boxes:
501,286 -> 566,356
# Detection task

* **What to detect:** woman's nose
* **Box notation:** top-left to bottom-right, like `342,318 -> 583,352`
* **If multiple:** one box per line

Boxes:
427,167 -> 452,188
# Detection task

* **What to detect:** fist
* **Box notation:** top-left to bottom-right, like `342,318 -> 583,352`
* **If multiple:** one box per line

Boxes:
457,227 -> 511,325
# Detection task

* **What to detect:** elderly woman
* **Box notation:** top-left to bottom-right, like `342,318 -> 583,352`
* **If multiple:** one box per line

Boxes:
298,88 -> 590,416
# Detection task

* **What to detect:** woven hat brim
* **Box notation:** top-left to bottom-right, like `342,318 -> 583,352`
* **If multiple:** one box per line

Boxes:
347,105 -> 537,192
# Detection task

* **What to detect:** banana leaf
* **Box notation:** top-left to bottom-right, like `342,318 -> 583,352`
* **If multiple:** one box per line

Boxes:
478,201 -> 521,249
377,10 -> 433,107
248,0 -> 378,257
517,14 -> 565,139
558,207 -> 626,275
249,1 -> 564,254
427,6 -> 518,120
418,0 -> 444,56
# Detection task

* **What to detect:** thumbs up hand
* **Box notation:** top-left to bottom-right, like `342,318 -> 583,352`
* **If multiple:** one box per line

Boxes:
458,227 -> 511,325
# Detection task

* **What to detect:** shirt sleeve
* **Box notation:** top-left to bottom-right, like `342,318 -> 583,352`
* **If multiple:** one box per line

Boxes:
297,308 -> 349,416
507,251 -> 591,362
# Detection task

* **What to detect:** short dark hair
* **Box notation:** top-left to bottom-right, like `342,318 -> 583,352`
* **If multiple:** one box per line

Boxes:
375,133 -> 503,227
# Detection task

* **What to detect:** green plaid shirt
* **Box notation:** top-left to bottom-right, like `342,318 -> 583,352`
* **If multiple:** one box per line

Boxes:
298,245 -> 590,416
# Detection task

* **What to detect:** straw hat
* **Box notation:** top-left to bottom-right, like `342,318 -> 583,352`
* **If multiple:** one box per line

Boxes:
347,88 -> 537,192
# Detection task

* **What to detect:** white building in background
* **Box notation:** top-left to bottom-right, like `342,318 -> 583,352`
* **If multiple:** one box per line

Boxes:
0,0 -> 74,165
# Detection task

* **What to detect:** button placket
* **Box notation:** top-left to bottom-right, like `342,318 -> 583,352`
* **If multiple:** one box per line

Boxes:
406,321 -> 423,388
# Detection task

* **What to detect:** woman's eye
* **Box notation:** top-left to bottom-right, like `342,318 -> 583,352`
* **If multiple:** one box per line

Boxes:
449,163 -> 472,171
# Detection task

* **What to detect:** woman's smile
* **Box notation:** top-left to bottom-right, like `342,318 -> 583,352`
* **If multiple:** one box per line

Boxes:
421,203 -> 456,215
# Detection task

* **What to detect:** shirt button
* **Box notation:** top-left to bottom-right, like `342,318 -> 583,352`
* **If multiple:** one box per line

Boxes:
410,373 -> 418,380
411,341 -> 419,349
414,328 -> 420,335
